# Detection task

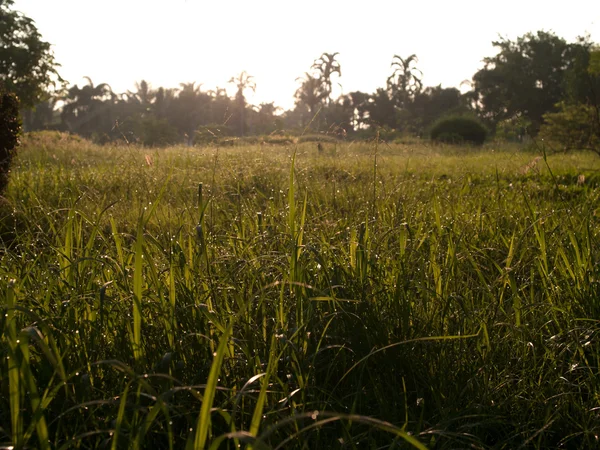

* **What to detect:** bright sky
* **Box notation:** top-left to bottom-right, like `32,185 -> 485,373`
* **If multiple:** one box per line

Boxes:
12,0 -> 600,110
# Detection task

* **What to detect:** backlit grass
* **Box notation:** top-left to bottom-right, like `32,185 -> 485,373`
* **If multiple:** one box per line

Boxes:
1,132 -> 600,448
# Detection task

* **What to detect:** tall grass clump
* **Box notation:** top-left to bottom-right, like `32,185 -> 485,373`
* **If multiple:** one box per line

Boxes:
1,133 -> 600,448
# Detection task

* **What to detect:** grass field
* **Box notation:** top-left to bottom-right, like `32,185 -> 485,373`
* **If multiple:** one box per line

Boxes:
2,132 -> 600,449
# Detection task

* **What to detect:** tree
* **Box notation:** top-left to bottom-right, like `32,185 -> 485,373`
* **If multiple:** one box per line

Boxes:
347,91 -> 370,129
387,54 -> 422,108
0,0 -> 63,108
538,46 -> 600,153
312,52 -> 342,105
294,72 -> 325,113
229,71 -> 256,136
471,31 -> 580,131
365,88 -> 397,129
125,80 -> 155,111
407,86 -> 467,134
538,102 -> 599,152
60,77 -> 116,138
249,102 -> 280,135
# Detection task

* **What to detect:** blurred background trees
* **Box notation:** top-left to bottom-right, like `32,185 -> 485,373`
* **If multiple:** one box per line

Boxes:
1,0 -> 598,150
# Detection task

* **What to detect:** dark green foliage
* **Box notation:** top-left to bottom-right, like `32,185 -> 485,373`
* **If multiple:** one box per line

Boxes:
539,102 -> 600,153
0,92 -> 21,194
120,114 -> 179,147
0,0 -> 63,109
430,115 -> 487,145
471,31 -> 591,131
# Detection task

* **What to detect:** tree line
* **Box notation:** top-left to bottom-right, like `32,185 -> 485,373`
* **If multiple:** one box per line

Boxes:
1,0 -> 599,148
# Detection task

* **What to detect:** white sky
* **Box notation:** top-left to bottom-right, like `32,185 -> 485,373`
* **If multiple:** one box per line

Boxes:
12,0 -> 600,110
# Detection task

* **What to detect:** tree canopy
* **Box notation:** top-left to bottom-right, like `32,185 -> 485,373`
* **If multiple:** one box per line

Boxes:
0,0 -> 63,108
5,21 -> 597,151
472,31 -> 590,131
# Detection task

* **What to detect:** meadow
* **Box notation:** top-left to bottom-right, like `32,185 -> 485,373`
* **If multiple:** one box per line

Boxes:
2,132 -> 600,449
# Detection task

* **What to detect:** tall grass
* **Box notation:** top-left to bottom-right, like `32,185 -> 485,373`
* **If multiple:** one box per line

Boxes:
1,132 -> 600,448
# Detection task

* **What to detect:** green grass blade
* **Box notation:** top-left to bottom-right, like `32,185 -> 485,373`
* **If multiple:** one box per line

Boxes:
194,321 -> 233,449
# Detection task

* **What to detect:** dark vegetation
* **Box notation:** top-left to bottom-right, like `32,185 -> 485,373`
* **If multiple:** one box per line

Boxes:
0,91 -> 20,195
430,116 -> 487,145
1,0 -> 598,150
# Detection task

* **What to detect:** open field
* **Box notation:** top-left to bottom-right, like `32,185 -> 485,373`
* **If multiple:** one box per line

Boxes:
2,132 -> 600,449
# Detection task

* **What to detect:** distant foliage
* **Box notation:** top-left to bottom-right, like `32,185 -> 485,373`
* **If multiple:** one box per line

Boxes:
538,102 -> 600,153
430,116 -> 487,145
0,92 -> 21,195
298,134 -> 339,144
120,114 -> 179,147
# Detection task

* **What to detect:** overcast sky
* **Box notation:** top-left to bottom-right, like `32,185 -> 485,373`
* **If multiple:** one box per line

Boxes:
12,0 -> 600,110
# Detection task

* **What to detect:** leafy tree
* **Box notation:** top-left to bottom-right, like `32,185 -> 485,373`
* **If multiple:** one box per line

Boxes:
346,91 -> 370,130
538,102 -> 599,152
0,0 -> 63,108
471,31 -> 581,131
364,88 -> 396,129
407,86 -> 467,134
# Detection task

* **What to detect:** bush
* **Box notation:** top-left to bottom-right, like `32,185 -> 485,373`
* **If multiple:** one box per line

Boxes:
430,116 -> 487,146
0,92 -> 21,195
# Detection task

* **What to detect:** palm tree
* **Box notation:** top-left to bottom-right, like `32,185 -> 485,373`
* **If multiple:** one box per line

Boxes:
312,52 -> 342,104
124,80 -> 155,110
61,77 -> 116,136
154,87 -> 176,119
170,82 -> 212,145
294,72 -> 326,118
387,54 -> 423,106
229,71 -> 256,136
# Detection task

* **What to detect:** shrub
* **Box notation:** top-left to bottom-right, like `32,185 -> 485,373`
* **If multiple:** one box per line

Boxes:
430,115 -> 487,146
0,92 -> 21,195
